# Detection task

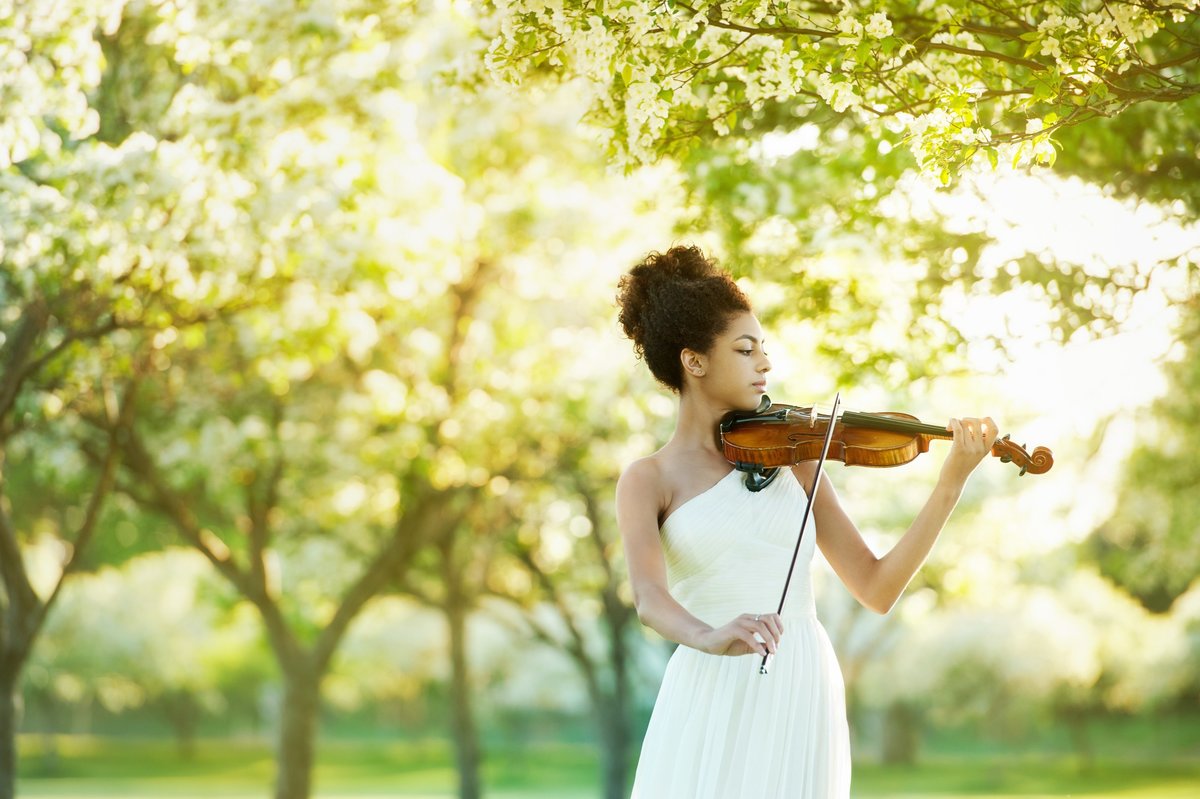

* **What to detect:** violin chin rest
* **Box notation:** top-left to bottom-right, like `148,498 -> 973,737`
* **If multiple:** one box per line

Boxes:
742,467 -> 780,493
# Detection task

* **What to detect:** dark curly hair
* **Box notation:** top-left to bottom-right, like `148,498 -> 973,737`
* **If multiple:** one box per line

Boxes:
616,245 -> 751,392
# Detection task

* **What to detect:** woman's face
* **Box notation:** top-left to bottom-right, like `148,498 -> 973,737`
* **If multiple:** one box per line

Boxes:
683,311 -> 772,411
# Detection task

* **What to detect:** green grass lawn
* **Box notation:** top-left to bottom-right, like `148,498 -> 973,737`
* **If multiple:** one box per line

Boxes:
15,735 -> 1200,798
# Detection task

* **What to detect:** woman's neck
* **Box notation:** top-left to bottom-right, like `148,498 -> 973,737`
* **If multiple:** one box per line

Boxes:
668,389 -> 726,456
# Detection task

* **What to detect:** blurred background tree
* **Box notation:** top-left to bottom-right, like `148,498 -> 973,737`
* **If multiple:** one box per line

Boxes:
1087,300 -> 1200,613
21,550 -> 264,763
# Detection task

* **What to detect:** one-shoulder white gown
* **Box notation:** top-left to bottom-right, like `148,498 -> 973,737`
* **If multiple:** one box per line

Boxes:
630,467 -> 851,798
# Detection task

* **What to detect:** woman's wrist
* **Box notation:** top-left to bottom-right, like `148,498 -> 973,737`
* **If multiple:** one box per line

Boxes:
936,462 -> 971,494
931,470 -> 969,511
686,622 -> 716,652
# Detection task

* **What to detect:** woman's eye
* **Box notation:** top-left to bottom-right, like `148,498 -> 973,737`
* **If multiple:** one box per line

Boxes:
738,350 -> 752,355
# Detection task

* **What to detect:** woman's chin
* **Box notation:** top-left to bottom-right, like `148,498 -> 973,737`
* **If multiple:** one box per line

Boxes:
735,395 -> 766,413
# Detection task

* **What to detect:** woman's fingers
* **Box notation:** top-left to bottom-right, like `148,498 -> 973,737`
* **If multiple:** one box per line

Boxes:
982,416 -> 998,447
941,414 -> 1001,484
744,612 -> 783,655
959,416 -> 999,455
948,417 -> 963,441
950,417 -> 984,452
761,613 -> 783,643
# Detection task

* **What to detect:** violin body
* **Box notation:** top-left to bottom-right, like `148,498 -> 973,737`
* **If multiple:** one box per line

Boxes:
720,398 -> 1053,483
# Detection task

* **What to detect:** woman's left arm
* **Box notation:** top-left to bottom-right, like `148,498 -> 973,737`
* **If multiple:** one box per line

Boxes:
801,416 -> 998,614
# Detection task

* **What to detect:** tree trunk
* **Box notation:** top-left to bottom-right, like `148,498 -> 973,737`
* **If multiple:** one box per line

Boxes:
37,730 -> 59,776
881,700 -> 920,765
163,690 -> 199,760
0,665 -> 20,799
28,689 -> 61,777
1064,708 -> 1094,774
273,662 -> 320,799
446,598 -> 481,799
596,700 -> 630,799
598,623 -> 632,799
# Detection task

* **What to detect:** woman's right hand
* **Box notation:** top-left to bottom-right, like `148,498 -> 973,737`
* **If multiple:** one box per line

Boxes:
697,612 -> 783,657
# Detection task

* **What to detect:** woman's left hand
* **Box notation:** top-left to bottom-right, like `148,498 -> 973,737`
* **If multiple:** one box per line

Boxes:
940,416 -> 999,487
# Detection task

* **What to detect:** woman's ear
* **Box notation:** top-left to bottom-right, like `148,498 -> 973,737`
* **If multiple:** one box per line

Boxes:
680,348 -> 706,378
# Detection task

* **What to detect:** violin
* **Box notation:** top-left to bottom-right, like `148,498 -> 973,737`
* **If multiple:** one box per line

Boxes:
720,395 -> 1053,492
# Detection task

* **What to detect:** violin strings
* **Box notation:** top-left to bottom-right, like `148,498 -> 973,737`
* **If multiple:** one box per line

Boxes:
782,406 -> 951,438
841,410 -> 951,438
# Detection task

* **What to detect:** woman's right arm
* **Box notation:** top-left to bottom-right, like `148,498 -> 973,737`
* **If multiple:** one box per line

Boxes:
615,459 -> 781,657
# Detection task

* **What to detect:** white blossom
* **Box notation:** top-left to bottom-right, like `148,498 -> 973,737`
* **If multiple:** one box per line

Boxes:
812,71 -> 862,113
836,15 -> 864,39
864,12 -> 893,39
1038,13 -> 1066,33
1040,36 -> 1062,58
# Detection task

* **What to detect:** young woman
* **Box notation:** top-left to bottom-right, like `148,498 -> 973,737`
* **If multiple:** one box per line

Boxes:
615,245 -> 997,797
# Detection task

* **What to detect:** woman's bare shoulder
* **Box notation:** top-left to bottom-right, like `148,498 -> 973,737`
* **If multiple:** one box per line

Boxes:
616,456 -> 670,537
618,454 -> 667,498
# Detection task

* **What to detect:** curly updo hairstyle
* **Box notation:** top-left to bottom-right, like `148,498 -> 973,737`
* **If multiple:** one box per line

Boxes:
616,245 -> 751,393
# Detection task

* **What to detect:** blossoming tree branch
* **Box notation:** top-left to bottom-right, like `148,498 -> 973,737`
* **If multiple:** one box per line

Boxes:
483,0 -> 1200,180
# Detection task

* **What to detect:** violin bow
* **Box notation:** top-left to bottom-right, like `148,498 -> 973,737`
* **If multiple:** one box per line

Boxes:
760,391 -> 842,676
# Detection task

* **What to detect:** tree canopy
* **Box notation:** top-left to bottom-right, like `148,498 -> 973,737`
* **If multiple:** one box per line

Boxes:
482,0 -> 1200,180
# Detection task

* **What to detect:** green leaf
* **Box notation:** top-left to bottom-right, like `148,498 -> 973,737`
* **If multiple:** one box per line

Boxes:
986,147 -> 999,169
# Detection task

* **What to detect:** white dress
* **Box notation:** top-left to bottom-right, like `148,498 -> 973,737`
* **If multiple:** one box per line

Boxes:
630,467 -> 852,798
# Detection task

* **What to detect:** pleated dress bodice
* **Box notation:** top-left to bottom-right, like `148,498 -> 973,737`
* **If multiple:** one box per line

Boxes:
659,466 -> 817,626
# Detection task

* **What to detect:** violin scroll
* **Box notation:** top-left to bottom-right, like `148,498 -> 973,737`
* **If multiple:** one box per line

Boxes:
993,434 -> 1054,476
